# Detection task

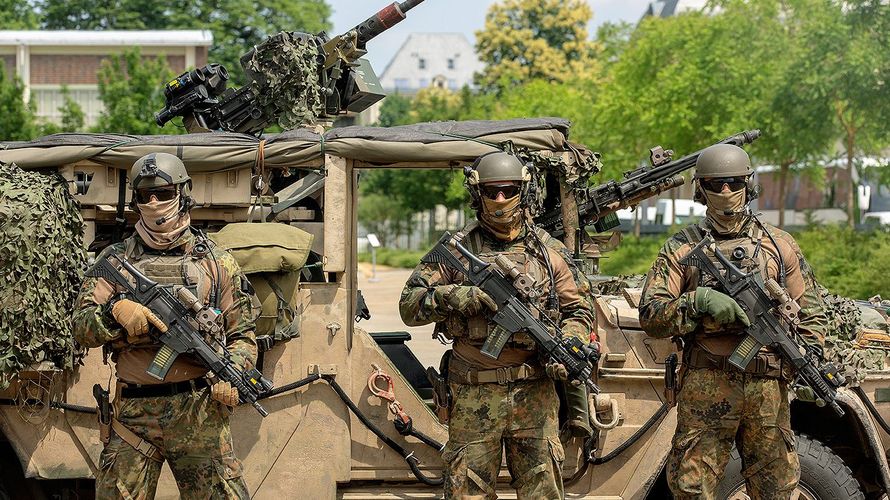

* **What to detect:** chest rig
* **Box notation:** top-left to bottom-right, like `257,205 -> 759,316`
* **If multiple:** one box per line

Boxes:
109,233 -> 222,352
435,224 -> 558,349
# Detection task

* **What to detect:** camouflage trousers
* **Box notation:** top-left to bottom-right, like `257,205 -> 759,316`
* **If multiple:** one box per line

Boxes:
668,368 -> 798,500
96,386 -> 249,500
442,376 -> 565,500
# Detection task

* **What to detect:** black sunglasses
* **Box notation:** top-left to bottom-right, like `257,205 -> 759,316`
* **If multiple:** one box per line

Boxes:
480,184 -> 521,199
136,187 -> 178,204
699,177 -> 747,193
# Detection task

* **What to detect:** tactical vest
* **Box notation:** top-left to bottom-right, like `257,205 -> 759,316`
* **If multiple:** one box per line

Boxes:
433,224 -> 558,350
680,222 -> 786,356
108,233 -> 223,353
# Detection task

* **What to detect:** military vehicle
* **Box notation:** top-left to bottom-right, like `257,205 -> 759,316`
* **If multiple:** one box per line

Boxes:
2,118 -> 890,499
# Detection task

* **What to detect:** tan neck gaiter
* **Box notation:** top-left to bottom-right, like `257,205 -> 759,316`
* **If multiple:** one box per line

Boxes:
703,188 -> 747,235
135,196 -> 191,250
479,195 -> 523,240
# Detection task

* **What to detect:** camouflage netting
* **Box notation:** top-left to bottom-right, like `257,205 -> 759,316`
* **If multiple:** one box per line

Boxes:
242,31 -> 325,128
594,274 -> 645,296
819,286 -> 890,386
0,162 -> 86,389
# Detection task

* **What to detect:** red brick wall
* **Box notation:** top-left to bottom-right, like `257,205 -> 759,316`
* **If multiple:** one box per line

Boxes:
756,168 -> 848,210
31,54 -> 186,84
2,55 -> 16,78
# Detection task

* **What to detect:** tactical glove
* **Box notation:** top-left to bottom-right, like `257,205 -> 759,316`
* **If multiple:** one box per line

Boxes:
111,299 -> 168,340
211,380 -> 239,407
545,361 -> 569,381
693,287 -> 750,327
435,285 -> 498,316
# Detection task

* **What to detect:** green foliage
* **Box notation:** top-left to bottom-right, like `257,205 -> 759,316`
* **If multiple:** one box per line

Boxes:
0,0 -> 39,28
474,0 -> 600,90
38,86 -> 87,136
0,66 -> 37,141
357,193 -> 413,247
38,0 -> 332,86
96,48 -> 181,135
358,248 -> 427,269
376,93 -> 411,127
599,226 -> 890,300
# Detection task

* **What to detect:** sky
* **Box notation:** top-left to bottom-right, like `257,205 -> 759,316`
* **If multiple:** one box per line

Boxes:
330,0 -> 654,73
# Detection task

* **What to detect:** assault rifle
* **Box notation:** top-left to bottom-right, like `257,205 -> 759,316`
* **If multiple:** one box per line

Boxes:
421,232 -> 600,393
535,130 -> 762,237
155,0 -> 425,135
679,234 -> 846,417
85,254 -> 274,416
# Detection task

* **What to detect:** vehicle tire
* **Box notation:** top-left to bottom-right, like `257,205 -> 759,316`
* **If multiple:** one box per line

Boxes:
717,433 -> 865,500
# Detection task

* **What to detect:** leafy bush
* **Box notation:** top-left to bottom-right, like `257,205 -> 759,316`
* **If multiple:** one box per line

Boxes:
358,248 -> 427,270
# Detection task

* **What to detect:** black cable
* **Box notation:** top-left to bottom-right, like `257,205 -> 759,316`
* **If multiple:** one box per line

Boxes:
393,417 -> 445,451
853,386 -> 890,436
565,403 -> 670,486
754,216 -> 786,288
257,373 -> 321,400
323,375 -> 444,486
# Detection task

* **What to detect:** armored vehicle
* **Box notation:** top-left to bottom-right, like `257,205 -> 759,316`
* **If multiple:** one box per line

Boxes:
1,119 -> 890,499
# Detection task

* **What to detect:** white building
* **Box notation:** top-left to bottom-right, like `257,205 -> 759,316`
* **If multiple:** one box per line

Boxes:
641,0 -> 710,19
378,33 -> 483,94
0,30 -> 212,127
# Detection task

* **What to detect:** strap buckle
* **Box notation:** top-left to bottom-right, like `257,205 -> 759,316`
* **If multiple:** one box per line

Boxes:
495,367 -> 514,385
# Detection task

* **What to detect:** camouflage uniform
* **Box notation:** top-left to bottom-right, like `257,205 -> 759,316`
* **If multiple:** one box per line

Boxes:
73,231 -> 258,499
400,225 -> 595,499
639,219 -> 827,500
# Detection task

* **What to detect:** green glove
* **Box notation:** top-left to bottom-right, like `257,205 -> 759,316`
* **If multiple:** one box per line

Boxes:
694,286 -> 750,326
435,285 -> 498,315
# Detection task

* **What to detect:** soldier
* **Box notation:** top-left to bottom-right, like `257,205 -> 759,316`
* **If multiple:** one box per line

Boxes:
73,153 -> 258,499
638,144 -> 828,499
399,152 -> 597,499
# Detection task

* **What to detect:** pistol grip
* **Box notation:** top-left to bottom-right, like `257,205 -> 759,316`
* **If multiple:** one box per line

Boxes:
146,344 -> 179,380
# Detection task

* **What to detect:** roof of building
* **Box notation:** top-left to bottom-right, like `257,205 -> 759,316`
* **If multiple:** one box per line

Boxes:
642,0 -> 709,18
378,32 -> 483,91
0,30 -> 213,46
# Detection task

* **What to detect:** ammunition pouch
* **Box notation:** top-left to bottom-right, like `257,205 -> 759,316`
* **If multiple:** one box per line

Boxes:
684,345 -> 790,380
447,355 -> 543,385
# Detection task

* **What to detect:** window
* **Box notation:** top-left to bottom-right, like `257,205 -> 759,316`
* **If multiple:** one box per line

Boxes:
32,86 -> 103,128
393,78 -> 410,90
448,79 -> 458,90
419,78 -> 429,88
447,58 -> 455,70
418,58 -> 426,70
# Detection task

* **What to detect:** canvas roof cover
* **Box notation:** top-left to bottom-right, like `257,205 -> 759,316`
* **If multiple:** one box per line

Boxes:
0,118 -> 577,172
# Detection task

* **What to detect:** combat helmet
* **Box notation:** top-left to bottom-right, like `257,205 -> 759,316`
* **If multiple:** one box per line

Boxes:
693,144 -> 753,179
464,151 -> 531,207
129,152 -> 194,210
693,144 -> 758,202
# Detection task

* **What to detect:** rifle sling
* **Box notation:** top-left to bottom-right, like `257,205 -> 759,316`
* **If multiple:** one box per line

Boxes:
111,418 -> 164,462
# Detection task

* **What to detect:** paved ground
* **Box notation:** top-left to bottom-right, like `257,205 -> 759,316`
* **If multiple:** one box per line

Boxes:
356,263 -> 447,369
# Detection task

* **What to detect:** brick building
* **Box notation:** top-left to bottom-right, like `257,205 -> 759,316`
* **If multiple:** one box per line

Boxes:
0,31 -> 212,127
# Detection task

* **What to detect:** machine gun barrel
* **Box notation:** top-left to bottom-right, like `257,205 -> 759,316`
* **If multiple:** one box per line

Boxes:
536,129 -> 760,236
352,0 -> 426,48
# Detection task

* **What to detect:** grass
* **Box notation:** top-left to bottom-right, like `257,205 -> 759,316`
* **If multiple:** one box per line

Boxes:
359,225 -> 890,300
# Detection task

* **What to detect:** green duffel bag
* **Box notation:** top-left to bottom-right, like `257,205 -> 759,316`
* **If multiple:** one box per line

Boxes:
209,223 -> 314,341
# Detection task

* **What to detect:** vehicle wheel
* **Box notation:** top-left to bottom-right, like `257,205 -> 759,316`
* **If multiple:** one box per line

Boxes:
718,433 -> 865,500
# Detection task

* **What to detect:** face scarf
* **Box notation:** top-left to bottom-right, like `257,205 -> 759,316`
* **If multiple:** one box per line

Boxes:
135,195 -> 191,250
702,187 -> 747,235
479,194 -> 524,241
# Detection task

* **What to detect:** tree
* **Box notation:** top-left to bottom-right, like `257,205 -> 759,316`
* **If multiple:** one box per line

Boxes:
790,0 -> 890,226
376,93 -> 411,127
96,48 -> 181,135
37,86 -> 87,135
0,66 -> 38,141
0,0 -> 39,29
39,0 -> 332,85
474,0 -> 600,90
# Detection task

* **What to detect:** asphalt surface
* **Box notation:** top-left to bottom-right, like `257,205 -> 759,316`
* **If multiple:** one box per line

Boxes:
356,263 -> 448,369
